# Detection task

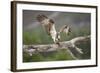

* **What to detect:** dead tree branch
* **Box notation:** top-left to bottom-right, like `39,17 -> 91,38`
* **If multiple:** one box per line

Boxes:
23,35 -> 90,59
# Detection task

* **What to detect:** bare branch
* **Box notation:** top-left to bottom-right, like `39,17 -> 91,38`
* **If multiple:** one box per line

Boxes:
23,35 -> 90,59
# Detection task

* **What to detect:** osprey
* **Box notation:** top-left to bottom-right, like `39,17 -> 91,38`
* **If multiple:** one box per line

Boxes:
37,14 -> 71,46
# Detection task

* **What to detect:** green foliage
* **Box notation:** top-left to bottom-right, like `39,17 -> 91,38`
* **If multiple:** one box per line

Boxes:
52,50 -> 74,60
23,49 -> 74,62
76,39 -> 91,59
23,26 -> 91,62
23,27 -> 53,45
23,53 -> 44,62
23,26 -> 90,44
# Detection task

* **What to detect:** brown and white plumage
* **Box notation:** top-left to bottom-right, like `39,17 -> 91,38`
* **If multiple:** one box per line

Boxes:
37,14 -> 71,46
37,14 -> 54,35
59,25 -> 71,35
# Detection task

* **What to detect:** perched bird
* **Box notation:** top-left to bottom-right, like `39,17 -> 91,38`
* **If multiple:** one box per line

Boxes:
37,14 -> 71,46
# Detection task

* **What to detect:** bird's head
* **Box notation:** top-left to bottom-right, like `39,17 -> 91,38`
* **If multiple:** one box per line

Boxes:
36,14 -> 48,22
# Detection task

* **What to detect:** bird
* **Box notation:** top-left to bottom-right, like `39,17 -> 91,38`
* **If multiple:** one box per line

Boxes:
37,14 -> 71,46
59,25 -> 71,35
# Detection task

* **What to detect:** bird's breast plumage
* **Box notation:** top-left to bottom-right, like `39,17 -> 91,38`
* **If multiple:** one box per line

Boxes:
41,19 -> 50,26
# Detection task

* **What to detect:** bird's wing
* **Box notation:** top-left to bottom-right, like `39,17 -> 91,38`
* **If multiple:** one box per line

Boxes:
59,25 -> 71,35
47,19 -> 55,33
59,25 -> 67,33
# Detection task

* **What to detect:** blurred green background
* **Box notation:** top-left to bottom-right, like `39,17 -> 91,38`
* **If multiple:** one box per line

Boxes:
23,10 -> 91,62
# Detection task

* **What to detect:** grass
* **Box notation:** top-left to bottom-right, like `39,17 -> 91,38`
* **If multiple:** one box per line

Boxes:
23,26 -> 91,62
23,26 -> 90,44
23,49 -> 74,62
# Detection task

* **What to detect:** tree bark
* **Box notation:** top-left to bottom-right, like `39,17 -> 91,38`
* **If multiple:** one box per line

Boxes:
23,35 -> 90,59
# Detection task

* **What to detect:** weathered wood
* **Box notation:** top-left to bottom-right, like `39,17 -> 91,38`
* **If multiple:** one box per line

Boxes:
23,35 -> 90,59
